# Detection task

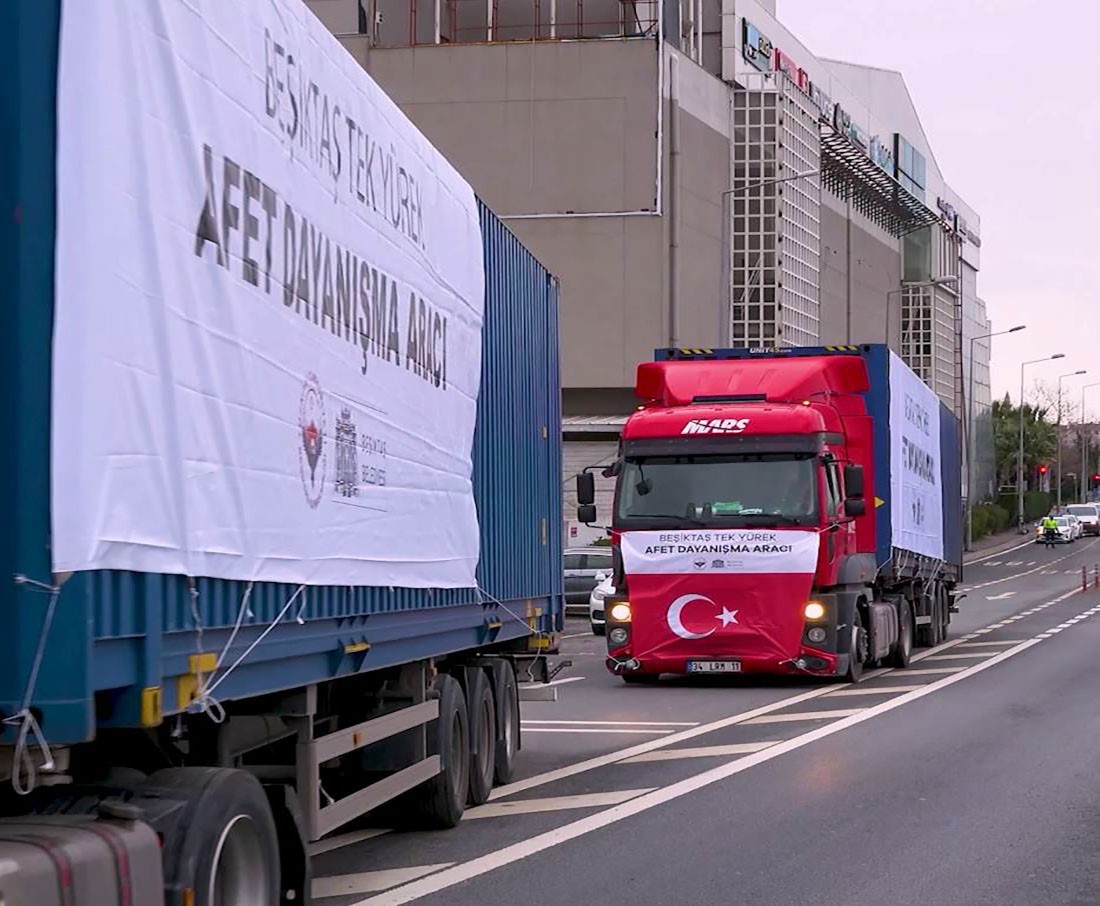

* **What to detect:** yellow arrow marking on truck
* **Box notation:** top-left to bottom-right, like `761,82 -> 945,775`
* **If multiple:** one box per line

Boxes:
875,497 -> 885,508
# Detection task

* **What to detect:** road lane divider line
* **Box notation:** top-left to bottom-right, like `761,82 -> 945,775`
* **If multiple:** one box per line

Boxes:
308,828 -> 391,857
464,789 -> 655,820
360,588 -> 1091,906
622,742 -> 777,763
522,719 -> 698,727
895,666 -> 966,676
743,708 -> 865,725
923,652 -> 996,661
956,639 -> 1028,648
964,539 -> 1097,590
521,727 -> 676,735
486,683 -> 844,802
312,865 -> 455,900
824,685 -> 929,697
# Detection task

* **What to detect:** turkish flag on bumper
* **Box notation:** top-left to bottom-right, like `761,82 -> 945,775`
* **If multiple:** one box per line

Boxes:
618,530 -> 820,672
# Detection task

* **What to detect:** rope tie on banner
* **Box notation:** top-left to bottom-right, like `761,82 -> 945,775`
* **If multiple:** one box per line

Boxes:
188,584 -> 307,721
477,585 -> 548,684
7,575 -> 61,796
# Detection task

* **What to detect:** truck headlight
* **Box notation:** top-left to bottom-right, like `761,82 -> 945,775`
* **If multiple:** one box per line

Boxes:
807,627 -> 827,643
609,627 -> 629,645
609,602 -> 632,623
803,601 -> 826,621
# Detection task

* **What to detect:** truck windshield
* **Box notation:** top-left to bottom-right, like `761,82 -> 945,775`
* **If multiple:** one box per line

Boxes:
615,453 -> 819,526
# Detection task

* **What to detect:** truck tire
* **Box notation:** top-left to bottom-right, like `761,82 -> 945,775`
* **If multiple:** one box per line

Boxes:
843,610 -> 867,683
888,600 -> 913,668
466,669 -> 497,806
405,673 -> 469,829
491,659 -> 521,785
916,587 -> 940,648
145,767 -> 280,906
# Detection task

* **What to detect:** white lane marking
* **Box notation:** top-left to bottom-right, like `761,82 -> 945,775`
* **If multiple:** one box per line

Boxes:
896,666 -> 967,676
623,742 -> 777,763
308,828 -> 391,857
743,708 -> 865,725
985,592 -> 1017,600
561,631 -> 595,639
923,652 -> 994,661
485,580 -> 1083,805
523,676 -> 586,689
521,727 -> 676,735
956,639 -> 1029,648
522,719 -> 698,727
487,684 -> 843,802
313,865 -> 453,899
964,539 -> 1096,590
965,538 -> 1037,563
464,789 -> 655,820
824,685 -> 927,697
359,593 -> 1091,906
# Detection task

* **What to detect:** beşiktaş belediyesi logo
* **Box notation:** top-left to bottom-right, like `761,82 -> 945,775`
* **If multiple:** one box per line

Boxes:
681,418 -> 751,435
299,372 -> 326,510
334,407 -> 359,498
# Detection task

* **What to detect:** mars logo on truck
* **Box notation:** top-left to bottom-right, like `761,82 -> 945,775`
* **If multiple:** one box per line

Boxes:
681,418 -> 750,435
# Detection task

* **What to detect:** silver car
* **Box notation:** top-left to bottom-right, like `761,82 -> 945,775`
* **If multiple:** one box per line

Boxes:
564,546 -> 613,612
1066,504 -> 1100,536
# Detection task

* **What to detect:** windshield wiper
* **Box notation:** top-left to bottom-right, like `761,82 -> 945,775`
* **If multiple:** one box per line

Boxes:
628,514 -> 709,527
735,512 -> 805,526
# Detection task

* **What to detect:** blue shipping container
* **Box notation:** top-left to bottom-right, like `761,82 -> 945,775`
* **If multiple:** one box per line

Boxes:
0,2 -> 562,744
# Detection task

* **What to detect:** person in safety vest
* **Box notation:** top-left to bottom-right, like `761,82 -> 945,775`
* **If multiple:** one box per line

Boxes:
1042,514 -> 1060,547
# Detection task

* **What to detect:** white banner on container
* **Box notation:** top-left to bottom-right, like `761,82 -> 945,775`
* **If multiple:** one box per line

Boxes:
52,1 -> 485,587
888,352 -> 944,561
621,530 -> 820,575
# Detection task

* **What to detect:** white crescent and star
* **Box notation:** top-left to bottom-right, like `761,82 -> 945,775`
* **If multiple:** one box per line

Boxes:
666,594 -> 739,639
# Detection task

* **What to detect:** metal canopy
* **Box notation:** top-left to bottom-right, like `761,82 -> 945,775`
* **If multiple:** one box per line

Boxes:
819,130 -> 939,237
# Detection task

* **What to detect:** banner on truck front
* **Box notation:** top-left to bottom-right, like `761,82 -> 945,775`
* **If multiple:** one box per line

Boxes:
888,352 -> 945,561
53,1 -> 485,587
619,530 -> 820,660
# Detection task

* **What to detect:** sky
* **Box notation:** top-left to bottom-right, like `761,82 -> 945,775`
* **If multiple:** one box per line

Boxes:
779,0 -> 1100,413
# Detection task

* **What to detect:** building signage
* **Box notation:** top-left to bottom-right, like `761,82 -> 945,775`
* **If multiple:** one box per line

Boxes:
774,47 -> 809,92
869,135 -> 895,175
742,19 -> 773,73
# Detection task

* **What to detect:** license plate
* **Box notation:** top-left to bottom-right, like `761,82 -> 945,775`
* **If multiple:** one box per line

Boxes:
687,660 -> 741,674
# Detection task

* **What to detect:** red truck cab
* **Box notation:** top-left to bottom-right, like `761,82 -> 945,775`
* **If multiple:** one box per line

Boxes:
576,348 -> 911,684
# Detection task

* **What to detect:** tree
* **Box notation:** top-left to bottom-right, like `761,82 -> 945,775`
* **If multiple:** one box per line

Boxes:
991,394 -> 1057,490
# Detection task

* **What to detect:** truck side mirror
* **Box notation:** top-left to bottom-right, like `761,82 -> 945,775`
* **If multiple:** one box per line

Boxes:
577,504 -> 597,524
576,471 -> 596,506
844,498 -> 866,517
844,464 -> 865,499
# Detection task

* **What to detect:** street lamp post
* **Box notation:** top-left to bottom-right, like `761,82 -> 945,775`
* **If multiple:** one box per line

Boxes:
964,324 -> 1025,551
885,275 -> 958,352
1056,369 -> 1088,508
1082,383 -> 1100,503
1018,353 -> 1065,531
721,169 -> 819,346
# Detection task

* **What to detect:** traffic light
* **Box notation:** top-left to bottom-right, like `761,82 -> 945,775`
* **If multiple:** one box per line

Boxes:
1038,464 -> 1049,476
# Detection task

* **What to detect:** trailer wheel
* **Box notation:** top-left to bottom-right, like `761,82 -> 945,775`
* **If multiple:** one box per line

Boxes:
466,669 -> 497,806
145,767 -> 280,906
938,584 -> 951,642
491,659 -> 521,785
843,610 -> 867,683
405,673 -> 469,829
888,600 -> 913,668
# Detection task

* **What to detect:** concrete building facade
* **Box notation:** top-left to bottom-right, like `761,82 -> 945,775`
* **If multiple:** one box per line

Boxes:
308,0 -> 994,527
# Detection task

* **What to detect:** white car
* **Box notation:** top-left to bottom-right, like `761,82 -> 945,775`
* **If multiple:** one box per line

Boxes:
1065,513 -> 1083,540
1067,504 -> 1100,536
1036,516 -> 1075,544
589,573 -> 614,635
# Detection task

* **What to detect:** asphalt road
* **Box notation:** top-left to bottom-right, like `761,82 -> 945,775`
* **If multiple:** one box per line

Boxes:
309,535 -> 1100,905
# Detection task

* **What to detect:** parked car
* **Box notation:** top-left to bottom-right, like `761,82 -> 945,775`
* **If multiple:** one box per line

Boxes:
1066,504 -> 1100,535
1036,515 -> 1075,544
1066,513 -> 1083,540
589,573 -> 614,635
564,546 -> 613,612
